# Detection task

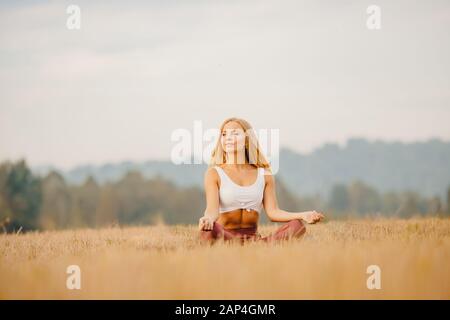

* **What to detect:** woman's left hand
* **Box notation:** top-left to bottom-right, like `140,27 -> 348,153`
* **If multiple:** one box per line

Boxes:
301,210 -> 325,224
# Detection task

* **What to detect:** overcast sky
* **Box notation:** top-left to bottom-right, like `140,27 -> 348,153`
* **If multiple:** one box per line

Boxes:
1,0 -> 449,170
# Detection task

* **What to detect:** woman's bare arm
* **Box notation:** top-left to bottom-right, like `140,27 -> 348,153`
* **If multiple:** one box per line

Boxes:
199,167 -> 220,230
262,169 -> 324,224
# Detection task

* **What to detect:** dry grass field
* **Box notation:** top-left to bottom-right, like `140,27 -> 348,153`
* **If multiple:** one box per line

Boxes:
1,217 -> 449,299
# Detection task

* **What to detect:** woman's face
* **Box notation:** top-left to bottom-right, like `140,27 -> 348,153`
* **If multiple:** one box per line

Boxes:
221,121 -> 246,154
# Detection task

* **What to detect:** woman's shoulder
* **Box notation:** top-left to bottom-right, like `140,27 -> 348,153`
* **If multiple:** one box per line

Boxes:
205,166 -> 220,179
261,166 -> 273,175
261,166 -> 274,183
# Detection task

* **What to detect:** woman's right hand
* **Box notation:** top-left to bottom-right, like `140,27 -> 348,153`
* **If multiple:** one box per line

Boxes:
198,216 -> 215,231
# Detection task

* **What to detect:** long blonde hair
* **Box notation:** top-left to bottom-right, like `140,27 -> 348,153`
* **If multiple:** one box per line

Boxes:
209,117 -> 271,169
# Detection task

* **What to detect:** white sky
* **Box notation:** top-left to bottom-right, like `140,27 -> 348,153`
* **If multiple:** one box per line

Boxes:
1,0 -> 449,170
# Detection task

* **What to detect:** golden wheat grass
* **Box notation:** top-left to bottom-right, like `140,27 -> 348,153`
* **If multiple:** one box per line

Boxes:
0,217 -> 449,299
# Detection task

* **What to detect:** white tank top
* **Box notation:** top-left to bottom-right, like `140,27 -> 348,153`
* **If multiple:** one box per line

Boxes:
214,166 -> 265,214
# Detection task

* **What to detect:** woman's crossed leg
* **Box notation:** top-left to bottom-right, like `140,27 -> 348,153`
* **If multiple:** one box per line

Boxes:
199,219 -> 306,244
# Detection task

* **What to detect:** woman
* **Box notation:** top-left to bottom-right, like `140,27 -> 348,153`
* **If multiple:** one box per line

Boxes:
198,117 -> 325,244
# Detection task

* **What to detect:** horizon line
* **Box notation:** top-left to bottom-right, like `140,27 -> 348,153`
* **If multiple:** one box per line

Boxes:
1,135 -> 449,172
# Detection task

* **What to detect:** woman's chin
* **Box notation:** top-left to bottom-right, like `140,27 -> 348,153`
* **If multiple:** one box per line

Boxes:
224,147 -> 236,153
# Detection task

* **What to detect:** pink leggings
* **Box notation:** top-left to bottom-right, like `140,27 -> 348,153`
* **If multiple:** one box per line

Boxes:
199,219 -> 306,244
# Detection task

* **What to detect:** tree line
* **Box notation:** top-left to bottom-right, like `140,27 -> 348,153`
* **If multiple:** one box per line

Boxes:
1,159 -> 449,232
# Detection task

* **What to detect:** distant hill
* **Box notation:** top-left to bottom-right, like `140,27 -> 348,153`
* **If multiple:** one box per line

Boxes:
33,160 -> 207,187
32,137 -> 450,201
278,137 -> 450,201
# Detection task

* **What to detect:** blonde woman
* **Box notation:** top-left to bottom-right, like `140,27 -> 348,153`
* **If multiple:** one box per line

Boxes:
199,117 -> 324,243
